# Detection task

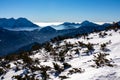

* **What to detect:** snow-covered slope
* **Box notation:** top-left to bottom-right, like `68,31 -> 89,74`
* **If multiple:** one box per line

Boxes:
0,28 -> 120,80
63,30 -> 120,80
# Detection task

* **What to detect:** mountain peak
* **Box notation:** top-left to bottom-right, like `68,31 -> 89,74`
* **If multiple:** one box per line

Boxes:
82,20 -> 90,23
40,26 -> 56,33
81,20 -> 92,24
52,22 -> 80,30
63,22 -> 74,25
17,17 -> 28,21
117,21 -> 120,25
0,17 -> 40,31
62,22 -> 80,26
9,17 -> 15,20
81,20 -> 98,26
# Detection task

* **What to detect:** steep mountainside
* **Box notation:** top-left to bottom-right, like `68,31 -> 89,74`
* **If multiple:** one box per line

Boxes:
0,24 -> 120,80
0,19 -> 118,56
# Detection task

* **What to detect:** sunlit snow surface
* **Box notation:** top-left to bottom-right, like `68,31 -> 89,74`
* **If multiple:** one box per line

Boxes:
1,29 -> 120,80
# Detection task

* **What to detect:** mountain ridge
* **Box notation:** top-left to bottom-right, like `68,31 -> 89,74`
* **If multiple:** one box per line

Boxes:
0,18 -> 119,56
0,17 -> 41,31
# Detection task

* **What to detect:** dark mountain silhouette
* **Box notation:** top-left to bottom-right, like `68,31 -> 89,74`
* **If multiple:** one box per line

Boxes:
0,18 -> 116,56
80,20 -> 98,27
40,26 -> 56,33
52,21 -> 99,30
52,22 -> 80,30
0,17 -> 40,31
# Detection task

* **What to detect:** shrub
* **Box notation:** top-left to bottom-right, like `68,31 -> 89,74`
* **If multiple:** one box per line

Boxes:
105,22 -> 120,31
13,74 -> 37,80
22,55 -> 33,64
40,65 -> 51,71
0,68 -> 4,76
14,66 -> 20,72
63,63 -> 71,70
93,53 -> 113,68
5,64 -> 11,69
86,43 -> 94,50
59,50 -> 66,62
12,75 -> 22,80
29,65 -> 40,72
53,63 -> 63,72
44,42 -> 53,52
68,68 -> 84,75
31,43 -> 41,51
100,43 -> 106,51
40,66 -> 51,80
85,43 -> 94,55
59,76 -> 69,80
53,63 -> 64,77
78,41 -> 86,48
99,32 -> 107,38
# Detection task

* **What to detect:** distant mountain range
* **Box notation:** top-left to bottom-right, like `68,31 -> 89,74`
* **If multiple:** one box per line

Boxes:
51,20 -> 112,30
40,26 -> 56,33
52,22 -> 80,30
0,18 -> 40,31
0,17 -> 119,56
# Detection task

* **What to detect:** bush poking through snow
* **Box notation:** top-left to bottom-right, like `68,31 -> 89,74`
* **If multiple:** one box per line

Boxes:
59,50 -> 66,62
29,65 -> 40,72
105,22 -> 120,31
59,75 -> 69,80
86,43 -> 94,51
31,42 -> 41,51
53,63 -> 64,76
40,65 -> 51,80
44,42 -> 53,52
93,53 -> 113,68
12,74 -> 38,80
12,75 -> 22,80
99,32 -> 107,38
68,68 -> 85,75
100,43 -> 107,51
53,63 -> 64,72
22,55 -> 33,64
63,63 -> 71,70
0,68 -> 4,76
86,43 -> 94,55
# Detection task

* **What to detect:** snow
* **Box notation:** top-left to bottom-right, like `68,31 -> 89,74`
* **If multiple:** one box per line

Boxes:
62,30 -> 120,80
3,70 -> 24,80
1,29 -> 120,80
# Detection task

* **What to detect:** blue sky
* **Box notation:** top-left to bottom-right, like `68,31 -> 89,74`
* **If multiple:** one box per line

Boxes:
0,0 -> 120,22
